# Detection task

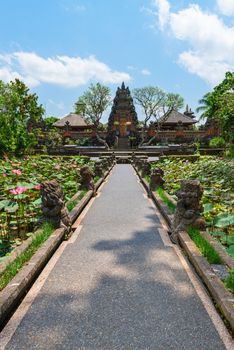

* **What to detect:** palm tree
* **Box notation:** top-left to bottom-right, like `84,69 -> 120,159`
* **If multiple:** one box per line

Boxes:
196,93 -> 214,120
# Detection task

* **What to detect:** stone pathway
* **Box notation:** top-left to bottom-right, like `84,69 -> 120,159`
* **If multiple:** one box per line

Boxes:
1,165 -> 230,349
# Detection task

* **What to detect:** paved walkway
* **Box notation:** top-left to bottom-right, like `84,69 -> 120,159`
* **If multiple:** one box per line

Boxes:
1,165 -> 229,349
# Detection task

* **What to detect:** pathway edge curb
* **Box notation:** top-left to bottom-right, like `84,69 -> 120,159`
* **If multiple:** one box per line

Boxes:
178,231 -> 234,331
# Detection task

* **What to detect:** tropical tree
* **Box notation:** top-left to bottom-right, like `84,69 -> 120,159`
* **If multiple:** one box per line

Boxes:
43,116 -> 59,130
133,86 -> 165,144
74,83 -> 111,148
0,79 -> 44,155
133,86 -> 184,145
197,71 -> 234,135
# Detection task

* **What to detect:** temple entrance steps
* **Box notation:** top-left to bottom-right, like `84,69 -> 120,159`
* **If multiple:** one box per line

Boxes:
116,137 -> 129,149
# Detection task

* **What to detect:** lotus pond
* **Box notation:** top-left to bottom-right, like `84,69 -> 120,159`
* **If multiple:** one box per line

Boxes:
0,155 -> 91,256
154,156 -> 234,256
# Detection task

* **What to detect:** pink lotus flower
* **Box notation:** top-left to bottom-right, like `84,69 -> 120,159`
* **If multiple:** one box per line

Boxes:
12,169 -> 22,176
34,184 -> 41,190
10,187 -> 28,195
2,173 -> 7,177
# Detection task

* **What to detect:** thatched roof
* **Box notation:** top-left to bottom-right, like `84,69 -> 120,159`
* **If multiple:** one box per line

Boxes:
54,113 -> 88,128
160,110 -> 197,125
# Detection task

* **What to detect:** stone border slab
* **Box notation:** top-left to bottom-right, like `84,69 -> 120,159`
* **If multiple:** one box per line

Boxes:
0,227 -> 65,327
178,231 -> 234,331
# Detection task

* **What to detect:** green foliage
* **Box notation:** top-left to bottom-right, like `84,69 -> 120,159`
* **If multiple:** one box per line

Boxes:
188,227 -> 221,264
224,144 -> 234,158
0,155 -> 91,245
0,79 -> 45,155
214,213 -> 234,228
224,269 -> 234,293
133,86 -> 165,126
43,116 -> 59,130
226,246 -> 234,258
209,137 -> 226,148
154,156 -> 234,254
75,137 -> 92,146
197,71 -> 234,133
74,83 -> 111,129
133,86 -> 184,128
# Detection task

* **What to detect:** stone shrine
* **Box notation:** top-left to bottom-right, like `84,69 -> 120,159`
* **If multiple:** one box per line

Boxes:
108,82 -> 138,138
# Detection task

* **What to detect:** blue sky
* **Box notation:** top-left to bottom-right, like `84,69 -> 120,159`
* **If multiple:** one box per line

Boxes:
0,0 -> 233,122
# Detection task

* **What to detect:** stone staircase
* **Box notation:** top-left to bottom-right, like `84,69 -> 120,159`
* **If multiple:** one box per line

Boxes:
117,137 -> 129,150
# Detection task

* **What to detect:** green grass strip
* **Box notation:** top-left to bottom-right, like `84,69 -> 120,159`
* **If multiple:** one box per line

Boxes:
94,176 -> 100,183
67,190 -> 87,212
144,175 -> 150,183
224,269 -> 234,293
0,222 -> 54,291
156,187 -> 176,213
188,227 -> 222,264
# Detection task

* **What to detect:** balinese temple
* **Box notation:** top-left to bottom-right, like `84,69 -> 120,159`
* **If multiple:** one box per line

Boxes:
108,82 -> 138,137
54,113 -> 88,131
158,106 -> 197,131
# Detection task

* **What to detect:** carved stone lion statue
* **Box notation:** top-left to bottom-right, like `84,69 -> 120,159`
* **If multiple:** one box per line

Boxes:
94,161 -> 103,178
149,167 -> 165,191
170,179 -> 206,243
80,165 -> 94,190
41,180 -> 71,229
141,161 -> 151,178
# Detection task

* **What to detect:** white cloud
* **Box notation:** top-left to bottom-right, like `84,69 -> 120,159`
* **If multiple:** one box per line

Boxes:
217,0 -> 234,16
153,0 -> 170,29
152,1 -> 234,85
0,67 -> 22,82
179,51 -> 233,85
141,68 -> 151,75
0,52 -> 131,87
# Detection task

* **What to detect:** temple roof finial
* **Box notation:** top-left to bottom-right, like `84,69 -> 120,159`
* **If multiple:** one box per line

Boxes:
121,82 -> 125,89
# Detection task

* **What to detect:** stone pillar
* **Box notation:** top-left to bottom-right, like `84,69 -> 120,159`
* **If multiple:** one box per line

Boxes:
171,179 -> 205,243
111,152 -> 116,164
80,165 -> 94,191
131,152 -> 136,165
100,157 -> 109,171
149,167 -> 165,191
141,161 -> 151,178
94,161 -> 103,178
137,159 -> 144,172
41,180 -> 71,229
106,157 -> 112,168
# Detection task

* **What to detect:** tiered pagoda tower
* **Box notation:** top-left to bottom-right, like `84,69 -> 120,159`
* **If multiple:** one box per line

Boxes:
108,82 -> 138,137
